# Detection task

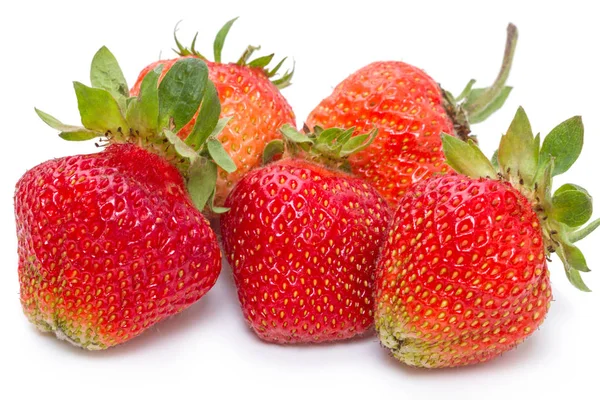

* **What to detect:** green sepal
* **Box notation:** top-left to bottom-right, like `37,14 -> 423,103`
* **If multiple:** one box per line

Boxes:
209,117 -> 232,139
73,82 -> 129,135
173,22 -> 207,59
207,189 -> 230,214
187,157 -> 217,211
551,184 -> 593,227
441,134 -> 496,178
186,80 -> 220,150
248,53 -> 275,68
467,86 -> 512,124
90,46 -> 129,110
164,129 -> 199,163
35,108 -> 101,141
214,17 -> 238,63
455,79 -> 476,102
271,61 -> 295,89
207,139 -> 237,173
497,107 -> 538,185
281,124 -> 313,144
157,58 -> 208,133
555,236 -> 591,291
490,150 -> 499,169
262,139 -> 285,165
569,218 -> 600,243
539,116 -> 584,177
266,57 -> 287,78
340,129 -> 378,157
126,65 -> 163,134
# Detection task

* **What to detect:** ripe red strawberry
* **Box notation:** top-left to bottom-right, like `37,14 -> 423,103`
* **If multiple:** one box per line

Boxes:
130,18 -> 296,206
221,126 -> 391,343
19,48 -> 232,349
306,24 -> 518,207
375,108 -> 597,367
16,144 -> 221,349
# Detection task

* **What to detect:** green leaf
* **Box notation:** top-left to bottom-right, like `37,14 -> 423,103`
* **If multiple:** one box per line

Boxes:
90,46 -> 129,110
214,17 -> 238,63
263,139 -> 284,164
539,116 -> 584,176
248,54 -> 274,68
126,65 -> 162,134
207,139 -> 237,173
186,80 -> 220,149
468,86 -> 512,124
187,157 -> 217,211
551,184 -> 593,227
281,124 -> 312,144
158,58 -> 208,133
497,107 -> 538,185
74,82 -> 129,134
569,218 -> 600,243
441,134 -> 497,178
340,129 -> 377,157
164,129 -> 199,162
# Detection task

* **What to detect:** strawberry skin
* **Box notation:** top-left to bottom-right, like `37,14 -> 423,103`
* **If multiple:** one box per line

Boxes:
131,58 -> 296,206
375,174 -> 551,367
221,159 -> 391,343
306,61 -> 454,207
15,144 -> 222,349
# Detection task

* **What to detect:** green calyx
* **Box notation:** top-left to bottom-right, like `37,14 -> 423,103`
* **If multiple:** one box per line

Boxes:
263,124 -> 378,172
36,46 -> 235,213
173,18 -> 294,89
442,23 -> 518,141
442,107 -> 597,291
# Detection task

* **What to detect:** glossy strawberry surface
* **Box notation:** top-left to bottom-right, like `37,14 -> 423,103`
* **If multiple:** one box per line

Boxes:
131,58 -> 296,206
375,174 -> 552,367
15,144 -> 222,349
221,159 -> 391,343
306,61 -> 454,207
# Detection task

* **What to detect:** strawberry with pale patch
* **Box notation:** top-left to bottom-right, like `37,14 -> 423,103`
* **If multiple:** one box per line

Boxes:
17,47 -> 235,349
375,107 -> 597,367
131,18 -> 296,207
221,126 -> 391,343
306,24 -> 518,207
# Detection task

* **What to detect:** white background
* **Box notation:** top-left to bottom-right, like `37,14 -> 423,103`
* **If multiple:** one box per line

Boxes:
1,1 -> 599,398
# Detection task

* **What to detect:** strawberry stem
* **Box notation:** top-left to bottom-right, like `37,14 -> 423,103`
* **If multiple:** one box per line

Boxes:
464,23 -> 518,118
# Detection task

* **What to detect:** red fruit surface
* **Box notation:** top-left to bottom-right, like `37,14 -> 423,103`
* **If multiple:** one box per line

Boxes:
15,144 -> 222,349
306,61 -> 454,207
221,159 -> 391,343
131,57 -> 296,206
375,174 -> 552,367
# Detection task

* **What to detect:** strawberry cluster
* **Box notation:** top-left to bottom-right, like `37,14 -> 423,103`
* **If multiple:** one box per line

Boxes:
15,20 -> 597,369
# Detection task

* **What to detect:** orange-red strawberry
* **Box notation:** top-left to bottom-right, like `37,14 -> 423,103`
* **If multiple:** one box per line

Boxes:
130,19 -> 296,206
306,24 -> 518,208
16,144 -> 221,349
221,126 -> 391,343
375,108 -> 597,367
19,48 -> 233,349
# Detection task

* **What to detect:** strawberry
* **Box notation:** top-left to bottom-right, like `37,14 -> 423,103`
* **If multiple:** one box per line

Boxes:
220,126 -> 391,343
130,18 -> 296,206
375,108 -> 597,367
18,47 -> 234,349
306,24 -> 518,208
